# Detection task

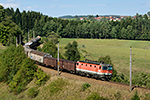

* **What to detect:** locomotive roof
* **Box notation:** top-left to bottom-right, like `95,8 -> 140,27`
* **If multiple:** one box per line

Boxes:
78,61 -> 112,66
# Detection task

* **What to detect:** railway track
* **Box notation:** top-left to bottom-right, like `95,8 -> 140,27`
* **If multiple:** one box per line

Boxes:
26,37 -> 150,92
37,64 -> 150,92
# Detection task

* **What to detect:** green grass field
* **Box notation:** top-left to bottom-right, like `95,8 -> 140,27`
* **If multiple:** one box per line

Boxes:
59,38 -> 150,76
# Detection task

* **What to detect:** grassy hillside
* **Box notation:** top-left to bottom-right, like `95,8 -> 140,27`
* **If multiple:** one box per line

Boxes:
59,38 -> 150,76
0,75 -> 150,100
0,43 -> 7,53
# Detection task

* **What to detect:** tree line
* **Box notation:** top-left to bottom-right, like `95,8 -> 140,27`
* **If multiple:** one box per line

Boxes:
1,5 -> 150,46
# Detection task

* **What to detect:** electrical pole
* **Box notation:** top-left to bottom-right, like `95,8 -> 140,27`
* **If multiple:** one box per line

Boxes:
33,30 -> 35,39
130,46 -> 132,92
19,34 -> 21,44
16,36 -> 17,47
28,30 -> 29,42
57,42 -> 59,76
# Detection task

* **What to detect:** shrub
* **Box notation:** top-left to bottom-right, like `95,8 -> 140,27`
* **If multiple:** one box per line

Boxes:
131,90 -> 140,100
34,68 -> 49,86
48,78 -> 68,95
82,83 -> 90,91
86,92 -> 107,100
27,87 -> 39,98
0,45 -> 38,94
144,93 -> 150,100
132,72 -> 150,88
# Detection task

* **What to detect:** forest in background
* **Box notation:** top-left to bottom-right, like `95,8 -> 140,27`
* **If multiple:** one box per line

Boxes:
0,5 -> 150,46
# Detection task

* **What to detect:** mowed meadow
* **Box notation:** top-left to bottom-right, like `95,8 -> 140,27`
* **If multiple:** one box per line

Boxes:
59,38 -> 150,77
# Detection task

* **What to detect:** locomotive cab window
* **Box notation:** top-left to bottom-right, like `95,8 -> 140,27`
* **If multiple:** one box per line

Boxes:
102,66 -> 108,70
81,64 -> 83,65
94,66 -> 96,68
99,66 -> 101,69
90,65 -> 92,67
76,63 -> 79,65
108,66 -> 113,70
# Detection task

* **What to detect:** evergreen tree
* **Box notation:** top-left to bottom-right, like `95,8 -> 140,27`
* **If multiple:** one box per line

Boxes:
65,41 -> 80,61
0,5 -> 5,22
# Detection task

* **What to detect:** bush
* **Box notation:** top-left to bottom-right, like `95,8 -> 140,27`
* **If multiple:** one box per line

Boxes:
82,83 -> 90,91
0,45 -> 38,94
144,93 -> 150,100
132,72 -> 150,88
34,68 -> 49,86
131,90 -> 140,100
86,92 -> 108,100
48,78 -> 68,95
27,87 -> 39,98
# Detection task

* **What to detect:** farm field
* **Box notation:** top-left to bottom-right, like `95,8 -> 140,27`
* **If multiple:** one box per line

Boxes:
59,38 -> 150,77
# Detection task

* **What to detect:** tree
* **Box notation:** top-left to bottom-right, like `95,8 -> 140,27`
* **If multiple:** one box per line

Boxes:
46,31 -> 60,44
120,27 -> 127,39
38,40 -> 64,59
96,14 -> 99,18
126,25 -> 133,39
43,20 -> 57,36
0,24 -> 9,45
88,15 -> 94,19
65,41 -> 80,61
0,5 -> 5,22
14,8 -> 22,26
0,16 -> 22,45
143,14 -> 148,20
147,11 -> 150,17
109,27 -> 117,39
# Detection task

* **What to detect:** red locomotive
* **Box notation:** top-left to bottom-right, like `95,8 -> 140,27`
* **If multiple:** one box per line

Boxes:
76,61 -> 112,80
24,36 -> 113,80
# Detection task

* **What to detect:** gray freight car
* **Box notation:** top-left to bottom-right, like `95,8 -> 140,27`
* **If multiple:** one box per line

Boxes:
29,50 -> 52,64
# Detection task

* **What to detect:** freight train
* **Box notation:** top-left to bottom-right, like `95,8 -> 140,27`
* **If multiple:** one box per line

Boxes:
24,36 -> 113,80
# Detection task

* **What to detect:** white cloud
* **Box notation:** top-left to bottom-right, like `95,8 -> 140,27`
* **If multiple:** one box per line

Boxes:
0,3 -> 19,8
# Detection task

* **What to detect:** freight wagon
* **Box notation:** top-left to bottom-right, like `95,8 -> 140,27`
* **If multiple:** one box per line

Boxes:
24,36 -> 113,80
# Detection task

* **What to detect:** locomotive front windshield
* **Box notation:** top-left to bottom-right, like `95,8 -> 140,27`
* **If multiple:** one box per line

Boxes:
102,66 -> 113,70
108,66 -> 113,70
102,66 -> 108,70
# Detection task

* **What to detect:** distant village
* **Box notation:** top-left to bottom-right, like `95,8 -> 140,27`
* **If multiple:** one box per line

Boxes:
60,14 -> 150,21
79,15 -> 150,21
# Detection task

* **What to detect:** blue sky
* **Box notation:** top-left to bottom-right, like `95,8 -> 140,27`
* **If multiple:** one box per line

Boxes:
0,0 -> 150,17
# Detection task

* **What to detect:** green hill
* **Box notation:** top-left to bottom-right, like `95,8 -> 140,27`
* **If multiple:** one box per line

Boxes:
0,40 -> 150,99
59,38 -> 150,76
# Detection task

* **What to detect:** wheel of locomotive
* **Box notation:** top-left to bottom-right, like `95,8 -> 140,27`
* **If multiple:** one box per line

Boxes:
54,66 -> 57,70
70,70 -> 74,74
101,78 -> 106,81
86,73 -> 91,78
